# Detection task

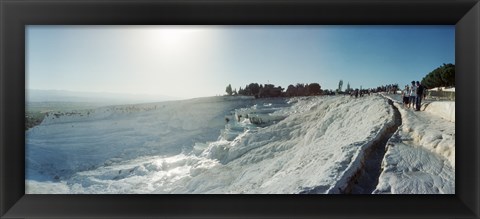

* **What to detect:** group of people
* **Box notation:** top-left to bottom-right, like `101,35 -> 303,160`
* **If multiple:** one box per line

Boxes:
349,84 -> 400,98
350,89 -> 370,98
401,81 -> 427,111
376,84 -> 399,94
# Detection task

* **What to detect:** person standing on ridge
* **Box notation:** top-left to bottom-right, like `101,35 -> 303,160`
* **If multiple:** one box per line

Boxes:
402,85 -> 410,108
409,81 -> 417,109
415,81 -> 426,111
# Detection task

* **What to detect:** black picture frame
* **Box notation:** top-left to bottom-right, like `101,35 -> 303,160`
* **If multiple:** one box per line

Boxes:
1,0 -> 479,218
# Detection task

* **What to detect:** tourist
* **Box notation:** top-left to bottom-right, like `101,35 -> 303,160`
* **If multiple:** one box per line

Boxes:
416,81 -> 426,111
409,81 -> 417,109
402,85 -> 410,108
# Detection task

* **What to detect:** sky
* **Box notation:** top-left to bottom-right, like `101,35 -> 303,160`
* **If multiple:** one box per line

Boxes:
27,25 -> 455,99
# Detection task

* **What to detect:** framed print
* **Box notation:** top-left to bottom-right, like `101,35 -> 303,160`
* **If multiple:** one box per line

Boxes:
1,0 -> 479,218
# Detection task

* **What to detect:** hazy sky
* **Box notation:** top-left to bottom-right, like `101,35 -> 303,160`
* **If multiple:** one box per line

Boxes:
27,25 -> 454,99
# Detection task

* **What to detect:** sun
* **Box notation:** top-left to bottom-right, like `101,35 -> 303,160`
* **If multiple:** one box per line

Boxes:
144,26 -> 201,54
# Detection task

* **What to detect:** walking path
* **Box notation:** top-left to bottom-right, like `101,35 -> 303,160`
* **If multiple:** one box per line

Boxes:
373,94 -> 455,194
349,98 -> 402,194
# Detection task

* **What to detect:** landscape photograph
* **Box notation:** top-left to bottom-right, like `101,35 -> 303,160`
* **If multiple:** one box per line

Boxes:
25,25 -> 455,194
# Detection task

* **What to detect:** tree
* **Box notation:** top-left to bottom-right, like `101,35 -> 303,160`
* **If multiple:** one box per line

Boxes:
244,85 -> 250,95
249,83 -> 260,97
296,83 -> 307,96
422,73 -> 438,88
238,87 -> 244,95
346,82 -> 351,93
286,84 -> 296,97
233,88 -> 237,96
441,63 -> 455,87
225,84 -> 233,95
421,63 -> 455,88
308,83 -> 321,95
338,80 -> 343,92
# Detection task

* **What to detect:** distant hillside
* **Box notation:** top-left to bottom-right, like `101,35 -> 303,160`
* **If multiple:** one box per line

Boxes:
27,89 -> 179,104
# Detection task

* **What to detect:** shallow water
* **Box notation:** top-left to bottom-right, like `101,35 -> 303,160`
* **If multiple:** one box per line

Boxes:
26,96 -> 292,193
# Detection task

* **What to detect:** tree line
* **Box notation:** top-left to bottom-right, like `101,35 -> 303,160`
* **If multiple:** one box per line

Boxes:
285,83 -> 321,96
223,62 -> 456,99
226,82 -> 324,98
421,63 -> 455,88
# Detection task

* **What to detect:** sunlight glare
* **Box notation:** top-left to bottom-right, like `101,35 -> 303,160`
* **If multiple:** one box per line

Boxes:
145,27 -> 202,54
